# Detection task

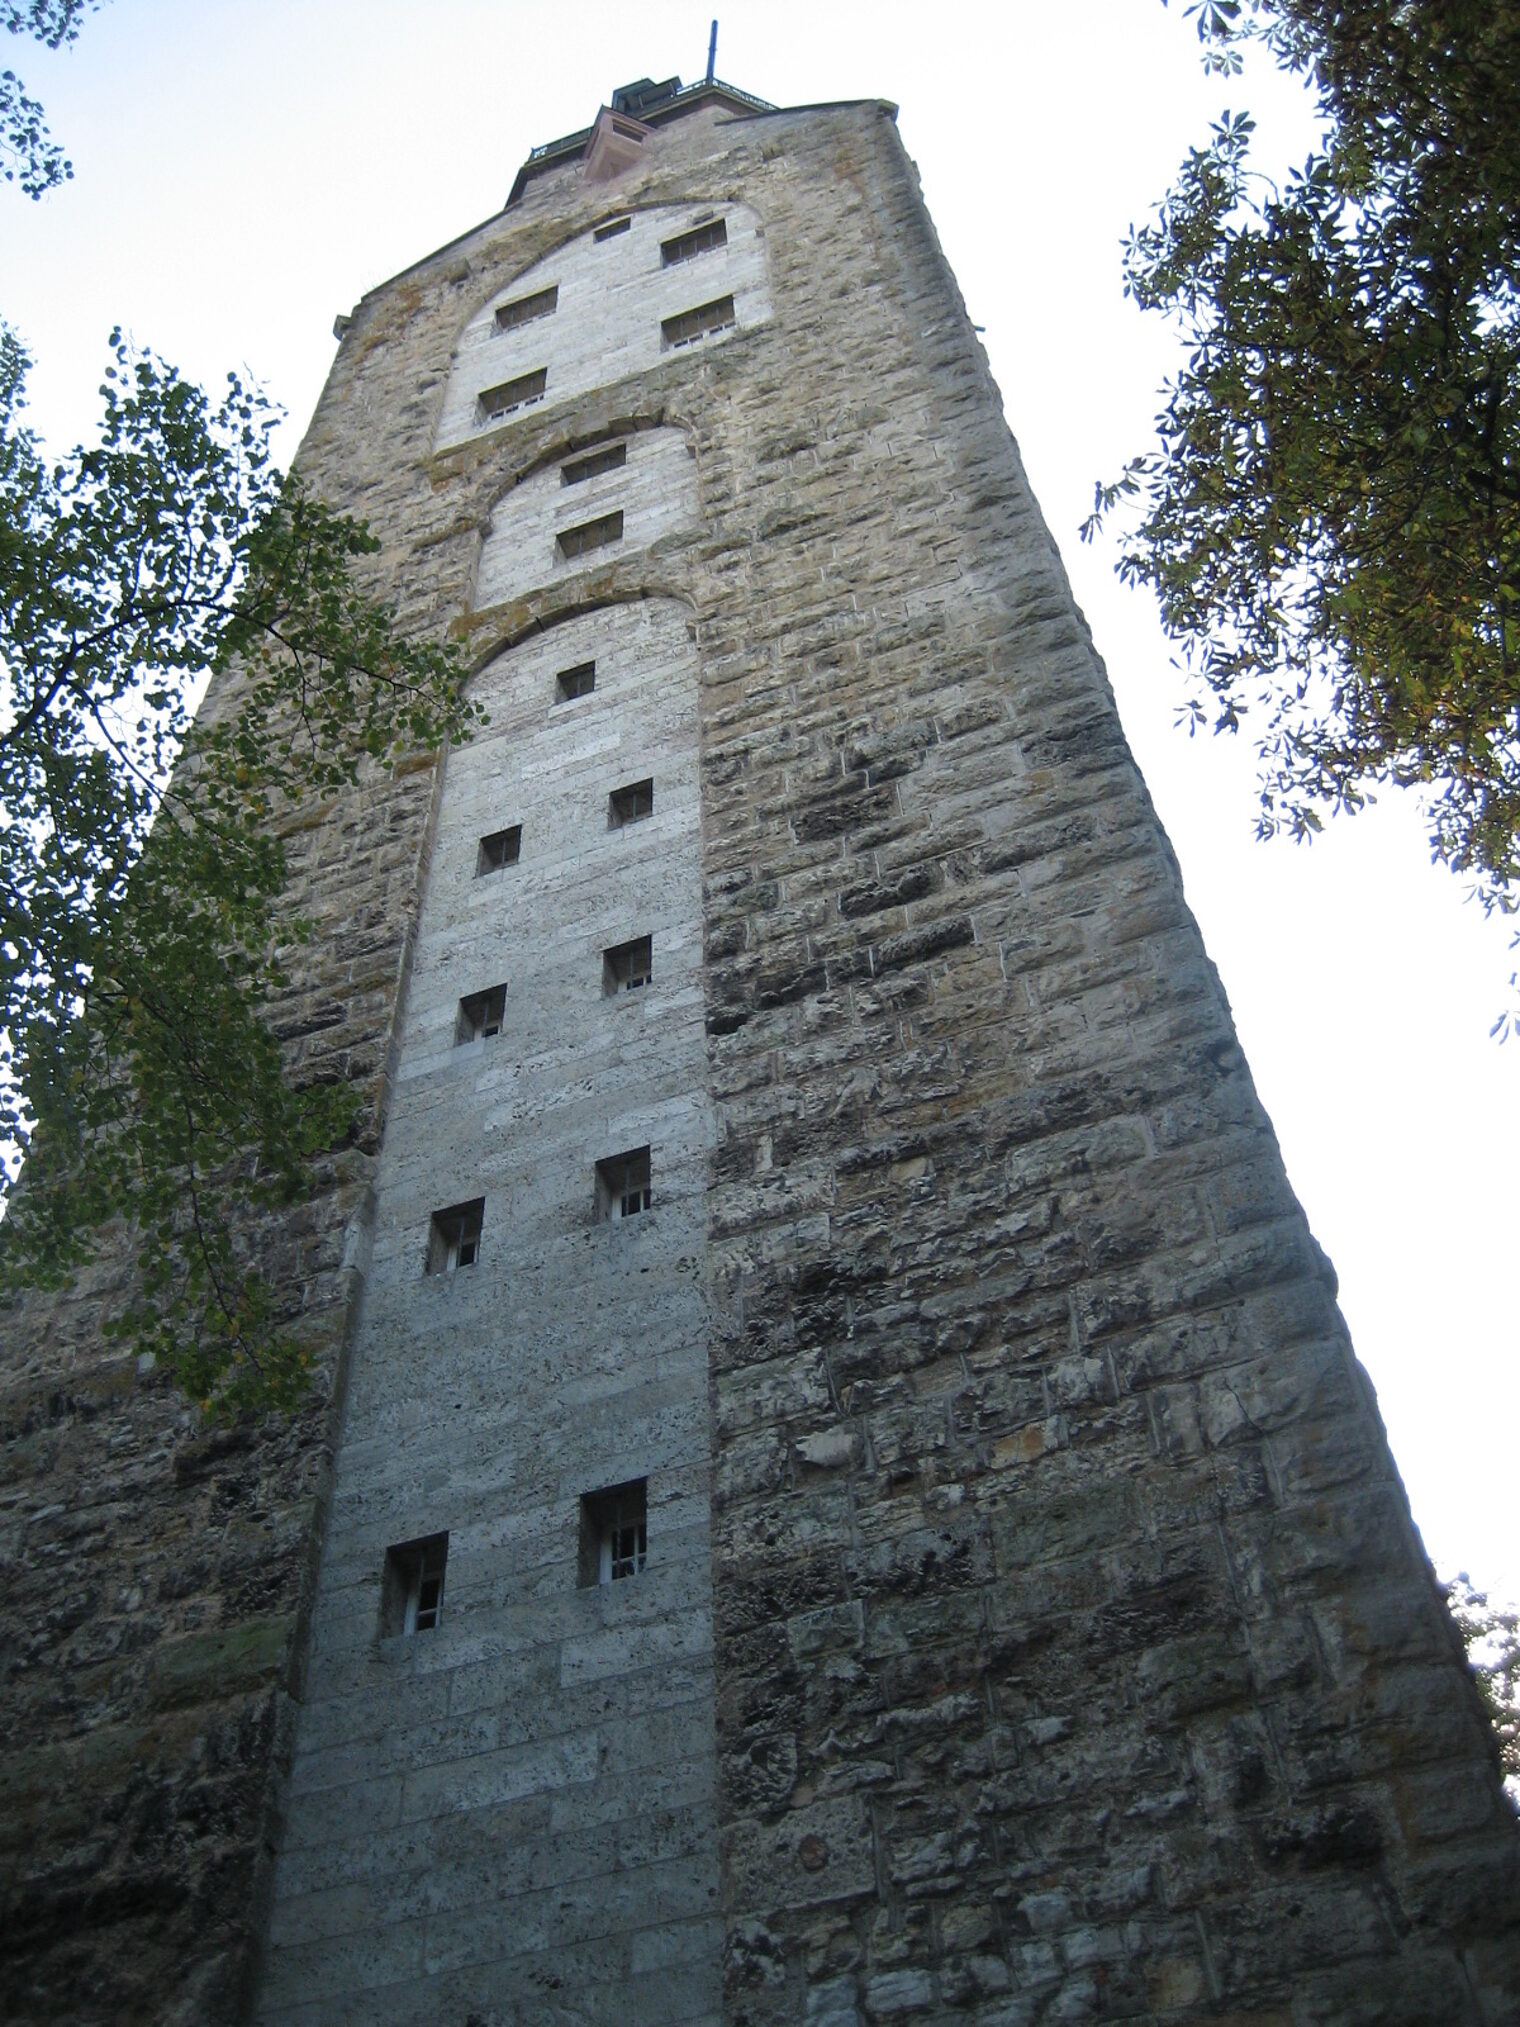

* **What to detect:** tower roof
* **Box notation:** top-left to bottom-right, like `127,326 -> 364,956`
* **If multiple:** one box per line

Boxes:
506,74 -> 776,206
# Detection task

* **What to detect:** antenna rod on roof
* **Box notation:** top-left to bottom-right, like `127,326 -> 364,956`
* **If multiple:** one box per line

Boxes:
706,19 -> 718,83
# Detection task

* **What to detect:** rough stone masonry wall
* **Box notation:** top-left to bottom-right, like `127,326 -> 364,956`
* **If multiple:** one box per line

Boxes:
0,93 -> 794,2027
692,106 -> 1520,2025
2,82 -> 1516,2027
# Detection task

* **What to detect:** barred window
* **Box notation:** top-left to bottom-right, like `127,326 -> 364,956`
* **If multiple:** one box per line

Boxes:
603,934 -> 653,995
427,1198 -> 484,1274
661,217 -> 727,266
595,1146 -> 651,1222
579,1481 -> 647,1586
495,285 -> 558,332
456,984 -> 507,1043
555,660 -> 596,702
478,367 -> 547,419
476,825 -> 521,874
608,778 -> 653,828
561,442 -> 627,486
557,510 -> 623,560
661,295 -> 735,350
382,1534 -> 448,1635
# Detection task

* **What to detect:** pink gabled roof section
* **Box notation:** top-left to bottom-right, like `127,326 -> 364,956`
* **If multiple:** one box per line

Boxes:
340,81 -> 894,318
506,75 -> 777,206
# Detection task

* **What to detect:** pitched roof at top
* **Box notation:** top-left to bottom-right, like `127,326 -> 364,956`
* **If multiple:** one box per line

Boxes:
506,76 -> 778,206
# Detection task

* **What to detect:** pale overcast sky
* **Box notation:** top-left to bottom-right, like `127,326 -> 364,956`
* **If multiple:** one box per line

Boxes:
5,1 -> 1515,1605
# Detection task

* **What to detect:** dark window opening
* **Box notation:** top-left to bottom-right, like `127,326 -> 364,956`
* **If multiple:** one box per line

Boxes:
578,1481 -> 647,1586
562,442 -> 627,486
661,295 -> 735,350
479,367 -> 547,419
661,217 -> 727,266
381,1533 -> 449,1636
557,511 -> 624,560
457,984 -> 507,1043
608,777 -> 653,828
596,1145 -> 651,1223
495,285 -> 558,333
555,660 -> 596,702
603,934 -> 653,995
594,216 -> 632,242
476,825 -> 522,874
427,1198 -> 484,1274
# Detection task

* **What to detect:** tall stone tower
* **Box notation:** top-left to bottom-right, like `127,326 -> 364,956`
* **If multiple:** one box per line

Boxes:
3,70 -> 1517,2027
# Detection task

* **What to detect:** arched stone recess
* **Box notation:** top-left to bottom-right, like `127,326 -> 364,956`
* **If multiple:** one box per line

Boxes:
261,591 -> 720,2015
436,201 -> 770,451
397,597 -> 707,1094
473,424 -> 700,611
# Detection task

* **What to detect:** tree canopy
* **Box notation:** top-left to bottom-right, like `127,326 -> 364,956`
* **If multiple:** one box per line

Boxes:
1088,1 -> 1520,919
1448,1575 -> 1520,1793
0,0 -> 480,1415
0,328 -> 478,1412
2,1 -> 96,195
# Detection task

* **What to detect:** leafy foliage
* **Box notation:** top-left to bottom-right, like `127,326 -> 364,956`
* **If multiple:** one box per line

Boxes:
2,1 -> 97,195
0,328 -> 479,1412
1447,1575 -> 1520,1792
1087,1 -> 1520,916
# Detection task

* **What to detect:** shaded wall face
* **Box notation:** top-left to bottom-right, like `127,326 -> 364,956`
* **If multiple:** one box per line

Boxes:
266,86 -> 1519,2027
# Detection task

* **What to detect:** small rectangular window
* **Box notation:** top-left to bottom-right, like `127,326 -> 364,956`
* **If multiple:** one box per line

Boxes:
495,285 -> 558,333
603,934 -> 653,995
661,217 -> 728,266
561,442 -> 627,486
381,1533 -> 448,1636
555,660 -> 596,702
427,1198 -> 484,1274
476,825 -> 521,874
661,295 -> 736,350
478,367 -> 548,419
594,216 -> 632,241
579,1481 -> 647,1586
456,984 -> 507,1043
596,1145 -> 651,1223
608,777 -> 653,828
557,511 -> 624,560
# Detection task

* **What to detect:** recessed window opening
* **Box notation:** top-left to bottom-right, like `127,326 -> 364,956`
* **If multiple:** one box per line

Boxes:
555,660 -> 597,702
610,117 -> 645,142
603,934 -> 653,995
608,778 -> 653,828
557,510 -> 624,560
661,294 -> 736,350
579,1480 -> 647,1586
495,285 -> 558,333
457,984 -> 507,1043
479,367 -> 548,420
594,215 -> 632,241
382,1533 -> 448,1636
561,442 -> 628,486
476,825 -> 522,874
427,1198 -> 484,1274
661,217 -> 728,266
596,1145 -> 651,1222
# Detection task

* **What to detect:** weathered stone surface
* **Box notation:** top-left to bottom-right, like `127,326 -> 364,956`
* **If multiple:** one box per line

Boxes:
2,72 -> 1517,2027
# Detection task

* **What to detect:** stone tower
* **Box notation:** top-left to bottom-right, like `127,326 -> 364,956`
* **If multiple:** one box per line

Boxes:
2,71 -> 1517,2027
